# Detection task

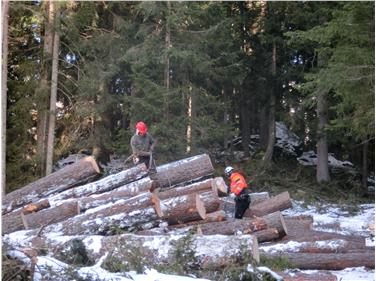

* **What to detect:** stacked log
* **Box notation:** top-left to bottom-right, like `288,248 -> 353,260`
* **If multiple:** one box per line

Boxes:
3,233 -> 260,270
3,152 -> 373,276
2,156 -> 101,213
244,191 -> 292,217
152,154 -> 214,189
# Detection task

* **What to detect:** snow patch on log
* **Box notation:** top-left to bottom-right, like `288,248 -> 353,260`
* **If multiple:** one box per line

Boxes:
260,239 -> 348,254
48,164 -> 147,204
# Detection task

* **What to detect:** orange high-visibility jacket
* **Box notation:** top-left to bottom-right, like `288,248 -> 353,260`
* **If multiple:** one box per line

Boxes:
230,172 -> 248,196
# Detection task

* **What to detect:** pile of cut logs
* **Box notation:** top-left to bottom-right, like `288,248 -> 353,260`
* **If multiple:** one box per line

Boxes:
2,154 -> 374,280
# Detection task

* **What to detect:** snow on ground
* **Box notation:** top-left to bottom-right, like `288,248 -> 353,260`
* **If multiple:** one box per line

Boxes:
4,200 -> 375,280
282,201 -> 375,237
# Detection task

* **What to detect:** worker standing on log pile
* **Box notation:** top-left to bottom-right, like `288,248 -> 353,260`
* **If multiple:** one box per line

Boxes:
224,166 -> 250,219
130,121 -> 156,173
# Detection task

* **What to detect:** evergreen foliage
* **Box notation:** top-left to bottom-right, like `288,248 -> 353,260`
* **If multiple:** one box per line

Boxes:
5,2 -> 374,191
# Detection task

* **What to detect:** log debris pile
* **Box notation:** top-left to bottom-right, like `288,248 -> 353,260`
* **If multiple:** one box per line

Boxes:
2,154 -> 374,280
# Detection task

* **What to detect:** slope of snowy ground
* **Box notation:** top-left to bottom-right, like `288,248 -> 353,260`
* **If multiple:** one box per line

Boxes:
4,200 -> 374,281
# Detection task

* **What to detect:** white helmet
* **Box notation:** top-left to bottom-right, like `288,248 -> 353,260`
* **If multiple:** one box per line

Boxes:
224,166 -> 234,178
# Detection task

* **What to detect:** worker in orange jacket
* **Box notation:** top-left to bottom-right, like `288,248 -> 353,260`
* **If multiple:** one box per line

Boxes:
224,166 -> 250,219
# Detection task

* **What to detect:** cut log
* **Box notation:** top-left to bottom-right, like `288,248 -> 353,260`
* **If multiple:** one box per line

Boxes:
244,191 -> 292,217
2,199 -> 51,234
277,271 -> 337,281
249,192 -> 270,205
46,163 -> 148,204
74,177 -> 154,211
24,202 -> 80,230
157,178 -> 213,200
211,177 -> 228,196
2,201 -> 79,234
198,190 -> 222,215
39,193 -> 161,235
261,211 -> 288,236
5,233 -> 260,270
2,156 -> 100,213
260,239 -> 353,254
155,193 -> 206,225
264,251 -> 375,270
22,199 -> 50,214
153,154 -> 214,189
253,228 -> 280,243
195,217 -> 268,235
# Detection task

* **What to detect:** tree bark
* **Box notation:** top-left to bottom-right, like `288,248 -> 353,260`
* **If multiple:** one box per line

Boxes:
36,0 -> 55,177
40,193 -> 160,236
24,201 -> 79,230
362,141 -> 368,193
3,201 -> 77,234
74,177 -> 154,211
46,163 -> 147,203
157,178 -> 213,200
197,190 -> 222,215
253,228 -> 280,243
2,156 -> 100,213
316,87 -> 330,183
277,271 -> 337,281
244,191 -> 292,217
263,40 -> 276,165
249,192 -> 270,205
264,251 -> 374,270
1,0 -> 9,196
5,233 -> 260,270
153,154 -> 214,189
195,217 -> 268,235
240,102 -> 251,157
155,193 -> 206,225
45,5 -> 60,175
261,211 -> 288,236
164,1 -> 171,119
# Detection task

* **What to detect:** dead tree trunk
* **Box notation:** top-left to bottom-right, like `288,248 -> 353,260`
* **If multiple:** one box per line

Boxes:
3,157 -> 100,213
153,154 -> 214,189
47,163 -> 147,204
244,191 -> 292,217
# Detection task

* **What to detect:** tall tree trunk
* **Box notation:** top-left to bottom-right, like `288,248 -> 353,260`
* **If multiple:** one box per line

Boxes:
36,0 -> 54,177
46,5 -> 60,175
263,41 -> 277,165
1,0 -> 9,195
361,141 -> 368,194
240,101 -> 250,157
316,88 -> 330,183
259,101 -> 269,149
164,1 -> 171,119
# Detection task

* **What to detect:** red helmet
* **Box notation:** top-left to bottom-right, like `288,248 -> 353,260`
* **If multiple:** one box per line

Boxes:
136,121 -> 147,135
